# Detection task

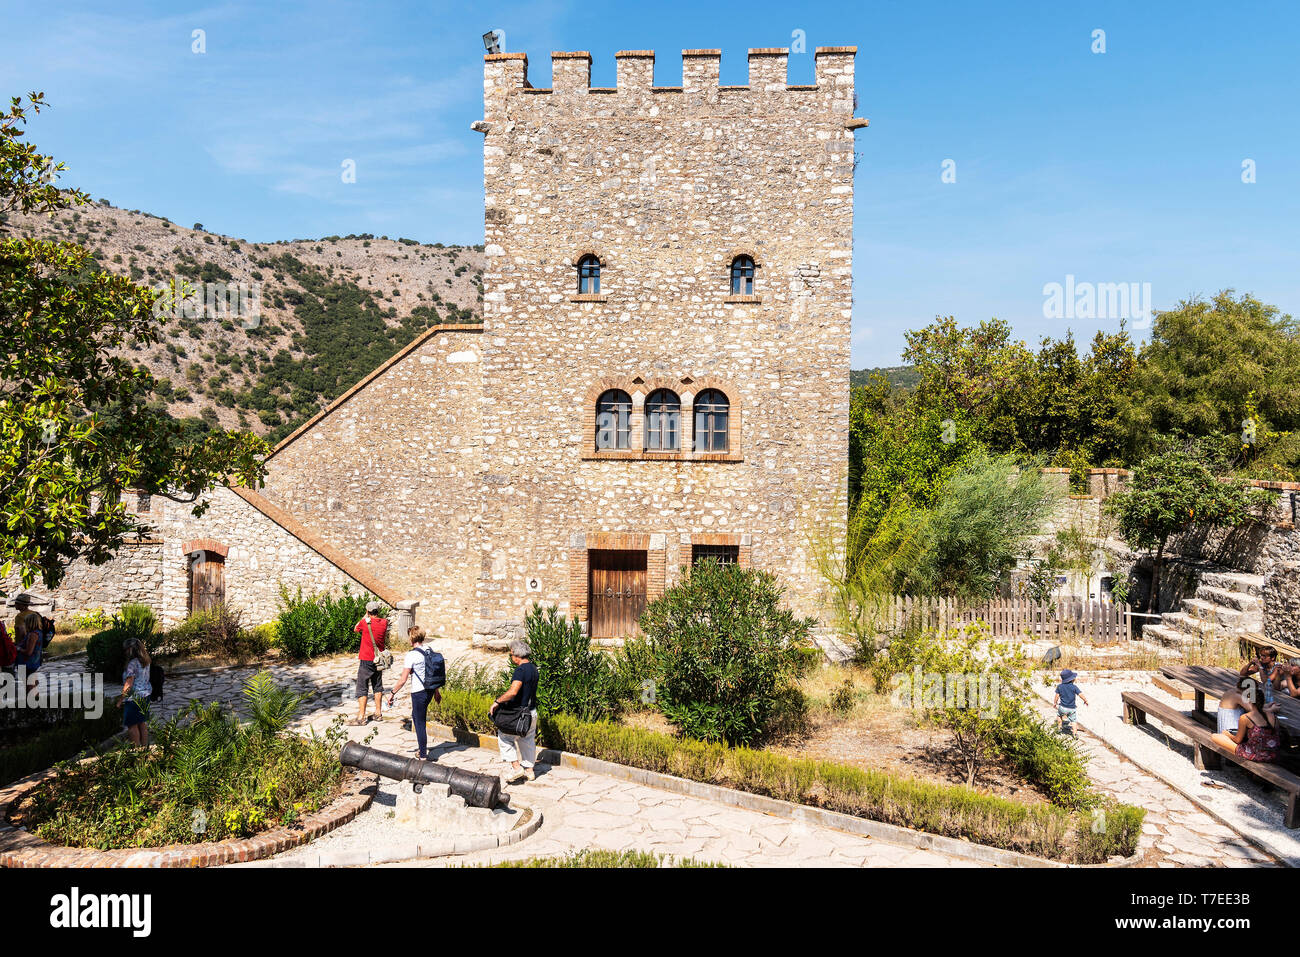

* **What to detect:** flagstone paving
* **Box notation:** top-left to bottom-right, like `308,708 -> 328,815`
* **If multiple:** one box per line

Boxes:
40,645 -> 1283,867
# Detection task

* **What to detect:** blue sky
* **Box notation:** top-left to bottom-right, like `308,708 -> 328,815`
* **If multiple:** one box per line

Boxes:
3,0 -> 1298,366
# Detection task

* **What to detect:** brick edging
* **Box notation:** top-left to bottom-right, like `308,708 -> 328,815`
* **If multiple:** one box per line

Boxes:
426,722 -> 1140,868
0,767 -> 377,868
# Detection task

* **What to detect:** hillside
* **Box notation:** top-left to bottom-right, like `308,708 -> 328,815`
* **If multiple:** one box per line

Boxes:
850,365 -> 920,391
4,200 -> 485,444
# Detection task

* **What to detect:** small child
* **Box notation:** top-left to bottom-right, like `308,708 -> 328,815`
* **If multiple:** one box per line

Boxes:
1054,668 -> 1089,735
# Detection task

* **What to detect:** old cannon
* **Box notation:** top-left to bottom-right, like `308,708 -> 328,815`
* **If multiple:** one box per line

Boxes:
340,742 -> 501,809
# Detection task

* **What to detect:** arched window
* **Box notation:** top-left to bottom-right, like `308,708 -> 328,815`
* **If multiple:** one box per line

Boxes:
730,255 -> 755,295
693,389 -> 730,452
644,389 -> 681,451
577,255 -> 601,295
595,389 -> 632,450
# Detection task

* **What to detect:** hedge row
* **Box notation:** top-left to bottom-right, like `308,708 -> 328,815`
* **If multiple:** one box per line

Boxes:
428,688 -> 1144,864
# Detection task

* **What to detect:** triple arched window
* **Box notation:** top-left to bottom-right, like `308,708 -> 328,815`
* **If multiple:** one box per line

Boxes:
593,387 -> 732,454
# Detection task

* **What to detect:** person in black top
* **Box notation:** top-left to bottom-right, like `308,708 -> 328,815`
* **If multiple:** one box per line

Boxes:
490,639 -> 539,784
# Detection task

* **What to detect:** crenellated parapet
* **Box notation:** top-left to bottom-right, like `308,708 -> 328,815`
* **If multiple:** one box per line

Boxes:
481,47 -> 864,125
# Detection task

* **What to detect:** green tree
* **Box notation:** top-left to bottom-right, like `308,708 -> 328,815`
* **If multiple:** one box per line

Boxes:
903,453 -> 1058,602
1107,438 -> 1272,612
1124,291 -> 1300,461
0,94 -> 268,593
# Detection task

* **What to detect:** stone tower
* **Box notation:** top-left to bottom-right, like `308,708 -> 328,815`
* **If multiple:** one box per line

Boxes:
472,47 -> 864,646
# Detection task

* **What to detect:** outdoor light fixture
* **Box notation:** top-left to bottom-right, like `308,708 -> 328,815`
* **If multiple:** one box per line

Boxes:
482,31 -> 500,54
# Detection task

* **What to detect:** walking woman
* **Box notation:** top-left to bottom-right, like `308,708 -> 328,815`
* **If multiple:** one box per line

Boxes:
386,627 -> 444,760
118,637 -> 153,747
489,639 -> 539,785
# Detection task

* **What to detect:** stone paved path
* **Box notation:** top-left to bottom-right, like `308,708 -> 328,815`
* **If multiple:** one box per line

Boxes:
42,646 -> 1281,867
1028,685 -> 1279,868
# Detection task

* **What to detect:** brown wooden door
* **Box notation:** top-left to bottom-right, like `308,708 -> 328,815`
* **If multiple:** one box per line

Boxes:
190,554 -> 225,614
589,549 -> 647,640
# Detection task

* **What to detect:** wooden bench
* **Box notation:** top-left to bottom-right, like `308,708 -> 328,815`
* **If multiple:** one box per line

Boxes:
1121,690 -> 1300,828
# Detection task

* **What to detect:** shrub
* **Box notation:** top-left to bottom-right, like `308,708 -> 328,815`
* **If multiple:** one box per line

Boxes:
21,674 -> 343,848
71,608 -> 111,632
164,605 -> 264,662
427,690 -> 1143,863
524,604 -> 619,720
639,561 -> 814,745
84,604 -> 160,678
275,584 -> 387,660
997,714 -> 1093,810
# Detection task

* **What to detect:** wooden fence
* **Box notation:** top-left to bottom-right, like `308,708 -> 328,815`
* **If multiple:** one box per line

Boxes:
877,595 -> 1133,644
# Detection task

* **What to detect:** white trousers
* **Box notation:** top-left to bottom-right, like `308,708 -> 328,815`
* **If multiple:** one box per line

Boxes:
497,710 -> 538,768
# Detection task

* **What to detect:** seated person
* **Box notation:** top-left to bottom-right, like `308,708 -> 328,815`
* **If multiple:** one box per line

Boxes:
1278,660 -> 1300,699
1211,677 -> 1282,763
1240,646 -> 1283,705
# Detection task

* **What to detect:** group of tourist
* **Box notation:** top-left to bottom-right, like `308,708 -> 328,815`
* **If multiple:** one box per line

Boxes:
2,596 -> 155,746
0,594 -> 55,689
350,602 -> 539,785
1210,646 -> 1300,763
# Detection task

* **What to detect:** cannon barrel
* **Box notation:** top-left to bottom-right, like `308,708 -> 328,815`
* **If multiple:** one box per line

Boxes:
341,742 -> 501,808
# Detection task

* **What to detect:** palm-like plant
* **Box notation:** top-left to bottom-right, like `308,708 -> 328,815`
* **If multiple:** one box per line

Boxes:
242,671 -> 303,737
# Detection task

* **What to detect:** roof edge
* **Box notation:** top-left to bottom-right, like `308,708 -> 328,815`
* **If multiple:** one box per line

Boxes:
228,486 -> 404,608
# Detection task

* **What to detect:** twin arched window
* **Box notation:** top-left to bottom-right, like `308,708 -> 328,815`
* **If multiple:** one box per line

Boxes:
577,255 -> 601,295
594,388 -> 731,453
579,255 -> 755,296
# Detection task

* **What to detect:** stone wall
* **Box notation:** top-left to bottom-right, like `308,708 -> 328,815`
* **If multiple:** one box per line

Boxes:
258,324 -> 483,640
1,537 -> 163,621
473,48 -> 862,642
1264,562 -> 1300,646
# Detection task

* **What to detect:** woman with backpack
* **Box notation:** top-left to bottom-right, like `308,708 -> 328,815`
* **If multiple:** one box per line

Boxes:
386,627 -> 444,760
117,637 -> 153,747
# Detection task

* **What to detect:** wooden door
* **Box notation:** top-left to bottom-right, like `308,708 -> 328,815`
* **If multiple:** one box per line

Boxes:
588,549 -> 647,640
190,554 -> 225,614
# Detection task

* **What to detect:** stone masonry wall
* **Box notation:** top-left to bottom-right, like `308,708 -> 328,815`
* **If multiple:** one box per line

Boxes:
2,537 -> 163,621
473,48 -> 861,642
151,486 -> 376,628
258,325 -> 484,640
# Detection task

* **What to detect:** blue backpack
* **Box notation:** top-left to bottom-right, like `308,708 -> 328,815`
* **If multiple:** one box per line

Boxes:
418,648 -> 445,691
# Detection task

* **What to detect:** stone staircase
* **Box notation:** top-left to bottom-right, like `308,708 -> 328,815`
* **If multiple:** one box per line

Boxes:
1143,569 -> 1264,647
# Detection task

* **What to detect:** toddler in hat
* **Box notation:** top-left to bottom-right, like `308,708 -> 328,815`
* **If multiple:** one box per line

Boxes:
1054,668 -> 1089,735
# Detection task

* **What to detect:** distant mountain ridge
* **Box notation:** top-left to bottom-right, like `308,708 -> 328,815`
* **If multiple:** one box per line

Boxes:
851,365 -> 920,391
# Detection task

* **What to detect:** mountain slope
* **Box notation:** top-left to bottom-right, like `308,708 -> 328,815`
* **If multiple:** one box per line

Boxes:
4,200 -> 485,443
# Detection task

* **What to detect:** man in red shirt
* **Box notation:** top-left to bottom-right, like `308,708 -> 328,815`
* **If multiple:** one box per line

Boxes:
351,601 -> 389,725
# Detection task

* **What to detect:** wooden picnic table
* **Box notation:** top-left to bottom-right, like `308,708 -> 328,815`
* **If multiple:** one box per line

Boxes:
1159,664 -> 1300,735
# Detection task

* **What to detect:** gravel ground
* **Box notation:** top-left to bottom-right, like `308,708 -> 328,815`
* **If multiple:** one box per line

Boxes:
1032,671 -> 1300,865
